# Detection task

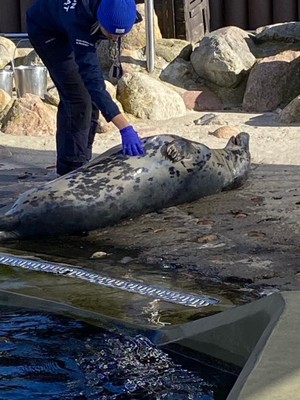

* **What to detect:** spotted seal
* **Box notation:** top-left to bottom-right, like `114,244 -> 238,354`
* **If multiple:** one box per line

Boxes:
0,133 -> 250,241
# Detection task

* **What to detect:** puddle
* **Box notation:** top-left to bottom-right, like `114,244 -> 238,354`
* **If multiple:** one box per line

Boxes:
0,306 -> 238,399
0,240 -> 263,327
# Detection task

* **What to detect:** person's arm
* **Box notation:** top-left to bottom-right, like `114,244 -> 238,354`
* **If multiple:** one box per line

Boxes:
70,33 -> 145,155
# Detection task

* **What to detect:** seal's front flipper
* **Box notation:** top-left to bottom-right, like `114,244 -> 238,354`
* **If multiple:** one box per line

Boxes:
0,215 -> 20,241
162,139 -> 197,163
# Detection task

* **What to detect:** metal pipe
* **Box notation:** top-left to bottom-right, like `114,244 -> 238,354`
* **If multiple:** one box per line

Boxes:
0,33 -> 29,38
144,0 -> 155,73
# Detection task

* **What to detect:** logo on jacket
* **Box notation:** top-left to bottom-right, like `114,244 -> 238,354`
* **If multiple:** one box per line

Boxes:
63,0 -> 77,12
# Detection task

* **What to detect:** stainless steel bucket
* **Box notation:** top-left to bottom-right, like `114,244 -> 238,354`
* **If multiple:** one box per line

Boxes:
14,65 -> 47,98
0,69 -> 13,96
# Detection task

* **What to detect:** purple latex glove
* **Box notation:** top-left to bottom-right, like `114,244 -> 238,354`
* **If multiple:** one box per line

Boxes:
120,125 -> 145,156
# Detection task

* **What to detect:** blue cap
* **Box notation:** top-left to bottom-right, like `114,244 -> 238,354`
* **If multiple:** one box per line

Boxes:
97,0 -> 137,35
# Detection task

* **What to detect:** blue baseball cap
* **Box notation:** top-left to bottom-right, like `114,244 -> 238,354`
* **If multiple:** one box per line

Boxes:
97,0 -> 137,35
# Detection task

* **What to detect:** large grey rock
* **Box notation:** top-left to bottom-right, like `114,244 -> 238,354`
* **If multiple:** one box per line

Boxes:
256,22 -> 300,43
182,89 -> 223,111
243,50 -> 300,112
155,38 -> 192,62
279,95 -> 300,123
0,37 -> 16,69
160,58 -> 199,89
1,93 -> 56,136
252,22 -> 300,58
191,26 -> 256,88
0,89 -> 11,112
206,78 -> 248,109
22,49 -> 44,66
117,72 -> 186,120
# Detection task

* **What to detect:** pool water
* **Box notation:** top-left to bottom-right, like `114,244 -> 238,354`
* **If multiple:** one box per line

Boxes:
0,306 -> 238,399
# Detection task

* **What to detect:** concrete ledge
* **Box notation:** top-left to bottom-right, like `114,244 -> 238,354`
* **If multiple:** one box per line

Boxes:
155,292 -> 285,364
230,291 -> 300,399
157,291 -> 299,399
0,290 -> 299,399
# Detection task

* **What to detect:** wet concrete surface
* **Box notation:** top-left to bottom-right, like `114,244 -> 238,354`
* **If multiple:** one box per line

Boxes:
0,147 -> 300,299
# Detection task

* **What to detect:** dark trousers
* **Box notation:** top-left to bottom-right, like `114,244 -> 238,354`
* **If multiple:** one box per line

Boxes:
27,33 -> 99,175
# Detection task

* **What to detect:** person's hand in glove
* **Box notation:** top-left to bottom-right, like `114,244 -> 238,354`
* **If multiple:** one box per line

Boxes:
120,125 -> 145,156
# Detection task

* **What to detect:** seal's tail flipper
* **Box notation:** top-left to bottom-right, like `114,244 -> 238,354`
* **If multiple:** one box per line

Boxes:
0,215 -> 20,241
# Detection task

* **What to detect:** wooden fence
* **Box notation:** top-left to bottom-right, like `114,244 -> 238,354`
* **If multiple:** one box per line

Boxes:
0,0 -> 32,33
210,0 -> 300,31
1,0 -> 300,39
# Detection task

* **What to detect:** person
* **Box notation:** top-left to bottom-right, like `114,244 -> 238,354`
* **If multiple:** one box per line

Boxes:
26,0 -> 145,176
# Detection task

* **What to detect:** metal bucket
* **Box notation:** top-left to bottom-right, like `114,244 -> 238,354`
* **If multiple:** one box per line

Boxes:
14,65 -> 47,98
0,69 -> 13,96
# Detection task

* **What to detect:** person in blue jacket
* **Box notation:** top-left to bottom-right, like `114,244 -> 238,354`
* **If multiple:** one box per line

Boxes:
26,0 -> 145,176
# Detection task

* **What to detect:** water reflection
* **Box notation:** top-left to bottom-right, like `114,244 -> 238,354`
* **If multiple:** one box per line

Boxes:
0,306 -> 237,399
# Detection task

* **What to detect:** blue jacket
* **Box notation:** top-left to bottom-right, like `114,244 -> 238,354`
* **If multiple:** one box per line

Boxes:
27,0 -> 123,121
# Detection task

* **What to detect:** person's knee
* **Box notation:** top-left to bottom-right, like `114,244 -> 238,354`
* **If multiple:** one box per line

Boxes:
70,96 -> 92,128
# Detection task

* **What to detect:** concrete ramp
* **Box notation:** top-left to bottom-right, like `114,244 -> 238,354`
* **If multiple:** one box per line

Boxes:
0,290 -> 299,399
156,291 -> 300,399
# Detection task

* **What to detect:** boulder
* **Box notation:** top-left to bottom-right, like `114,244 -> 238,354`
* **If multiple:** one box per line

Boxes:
252,22 -> 300,58
279,95 -> 300,123
117,72 -> 186,120
1,93 -> 56,136
159,58 -> 199,89
155,38 -> 192,62
0,88 -> 11,113
22,49 -> 44,66
191,26 -> 256,88
209,126 -> 239,139
243,50 -> 300,112
256,22 -> 300,43
182,89 -> 223,111
0,37 -> 15,69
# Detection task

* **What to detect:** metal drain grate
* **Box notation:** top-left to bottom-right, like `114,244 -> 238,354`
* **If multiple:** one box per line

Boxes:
0,252 -> 220,308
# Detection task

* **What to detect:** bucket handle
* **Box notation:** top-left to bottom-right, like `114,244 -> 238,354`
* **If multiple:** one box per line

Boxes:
0,38 -> 35,98
12,39 -> 31,98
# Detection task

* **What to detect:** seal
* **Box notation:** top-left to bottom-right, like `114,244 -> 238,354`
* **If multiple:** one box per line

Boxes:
0,132 -> 250,241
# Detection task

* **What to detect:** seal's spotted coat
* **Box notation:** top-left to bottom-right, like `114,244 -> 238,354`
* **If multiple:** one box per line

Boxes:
0,133 -> 250,241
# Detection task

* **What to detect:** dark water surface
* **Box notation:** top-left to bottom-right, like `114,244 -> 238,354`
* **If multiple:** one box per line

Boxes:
0,306 -> 238,399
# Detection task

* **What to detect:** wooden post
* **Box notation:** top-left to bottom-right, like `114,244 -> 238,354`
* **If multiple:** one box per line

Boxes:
209,0 -> 224,31
20,0 -> 35,32
154,0 -> 176,38
0,0 -> 20,32
273,0 -> 298,23
248,0 -> 272,30
224,0 -> 248,29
